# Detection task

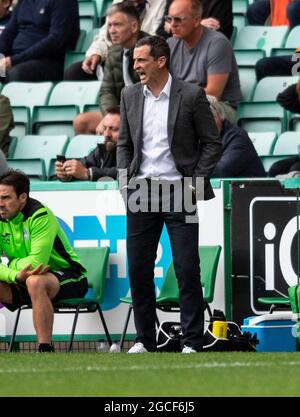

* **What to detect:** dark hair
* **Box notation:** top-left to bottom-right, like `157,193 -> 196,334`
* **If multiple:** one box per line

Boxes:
0,170 -> 30,197
107,1 -> 140,22
135,35 -> 170,69
105,106 -> 120,115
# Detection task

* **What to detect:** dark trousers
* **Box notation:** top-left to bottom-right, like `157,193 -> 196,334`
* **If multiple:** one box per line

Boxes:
64,60 -> 98,81
2,58 -> 64,83
126,184 -> 204,352
255,55 -> 294,81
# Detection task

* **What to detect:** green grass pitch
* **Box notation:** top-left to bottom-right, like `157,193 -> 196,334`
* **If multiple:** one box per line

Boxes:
0,351 -> 300,396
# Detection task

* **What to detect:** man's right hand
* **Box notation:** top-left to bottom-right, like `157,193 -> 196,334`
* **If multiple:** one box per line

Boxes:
82,54 -> 101,74
55,161 -> 72,181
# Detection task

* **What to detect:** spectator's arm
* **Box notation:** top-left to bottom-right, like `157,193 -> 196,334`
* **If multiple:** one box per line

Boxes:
0,7 -> 18,56
205,73 -> 229,100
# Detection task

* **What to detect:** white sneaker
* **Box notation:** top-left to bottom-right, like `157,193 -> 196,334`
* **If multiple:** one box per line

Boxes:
182,345 -> 197,353
127,342 -> 148,353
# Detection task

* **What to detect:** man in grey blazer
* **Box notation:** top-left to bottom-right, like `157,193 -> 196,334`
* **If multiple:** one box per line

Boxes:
117,36 -> 221,353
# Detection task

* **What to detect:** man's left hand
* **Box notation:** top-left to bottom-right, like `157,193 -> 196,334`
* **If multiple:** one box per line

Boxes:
16,264 -> 49,284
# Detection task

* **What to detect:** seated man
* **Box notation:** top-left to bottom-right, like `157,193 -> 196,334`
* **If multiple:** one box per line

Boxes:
0,0 -> 12,35
64,0 -> 166,81
73,2 -> 145,135
156,0 -> 233,40
0,94 -> 13,155
0,170 -> 88,352
55,107 -> 119,182
0,0 -> 79,82
207,96 -> 266,178
167,0 -> 242,123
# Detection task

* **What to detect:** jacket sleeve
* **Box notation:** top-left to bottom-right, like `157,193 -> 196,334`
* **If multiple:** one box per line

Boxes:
9,209 -> 58,272
10,0 -> 79,65
81,147 -> 117,180
0,95 -> 14,150
99,50 -> 123,114
116,88 -> 134,179
192,89 -> 222,179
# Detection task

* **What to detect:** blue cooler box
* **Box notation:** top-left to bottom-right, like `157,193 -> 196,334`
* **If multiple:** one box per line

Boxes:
241,312 -> 297,352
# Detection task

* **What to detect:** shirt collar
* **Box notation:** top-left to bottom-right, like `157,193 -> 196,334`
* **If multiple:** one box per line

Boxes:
143,73 -> 172,98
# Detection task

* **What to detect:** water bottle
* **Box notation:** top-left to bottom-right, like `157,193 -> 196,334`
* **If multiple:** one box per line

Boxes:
98,339 -> 106,352
109,342 -> 121,353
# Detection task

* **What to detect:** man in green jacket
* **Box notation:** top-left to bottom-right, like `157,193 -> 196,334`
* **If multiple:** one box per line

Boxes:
0,170 -> 88,352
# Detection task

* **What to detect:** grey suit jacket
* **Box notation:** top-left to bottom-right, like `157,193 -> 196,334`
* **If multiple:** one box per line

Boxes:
117,77 -> 222,200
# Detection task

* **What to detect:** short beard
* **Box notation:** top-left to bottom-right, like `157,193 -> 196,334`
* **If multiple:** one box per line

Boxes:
105,139 -> 116,152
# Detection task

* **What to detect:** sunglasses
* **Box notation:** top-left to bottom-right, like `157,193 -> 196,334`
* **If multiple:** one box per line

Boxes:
164,15 -> 197,24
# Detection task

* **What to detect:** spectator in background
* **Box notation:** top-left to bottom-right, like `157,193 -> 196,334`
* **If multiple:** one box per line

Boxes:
247,0 -> 300,28
0,0 -> 79,82
156,0 -> 233,40
0,0 -> 12,35
64,0 -> 166,81
0,94 -> 13,155
251,0 -> 300,80
73,2 -> 147,135
277,78 -> 300,114
207,96 -> 266,178
167,0 -> 242,123
55,107 -> 119,182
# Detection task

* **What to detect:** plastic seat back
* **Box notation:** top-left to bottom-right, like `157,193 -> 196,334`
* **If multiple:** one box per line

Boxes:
272,131 -> 300,155
73,246 -> 109,303
48,81 -> 101,112
234,26 -> 289,56
11,135 -> 69,177
1,82 -> 53,113
248,132 -> 277,156
66,135 -> 104,159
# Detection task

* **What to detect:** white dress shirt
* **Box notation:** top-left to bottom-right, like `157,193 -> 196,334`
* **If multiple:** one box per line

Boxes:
138,74 -> 182,181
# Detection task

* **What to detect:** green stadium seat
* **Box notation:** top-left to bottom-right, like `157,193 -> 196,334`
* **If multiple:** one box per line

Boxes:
94,0 -> 113,17
233,0 -> 249,14
80,28 -> 100,52
233,13 -> 246,32
235,49 -> 266,67
9,135 -> 69,179
9,106 -> 31,139
118,245 -> 222,351
64,52 -> 85,71
8,246 -> 112,352
7,159 -> 46,181
271,24 -> 300,55
237,76 -> 299,133
238,66 -> 257,101
248,131 -> 277,156
289,113 -> 300,132
48,135 -> 104,179
32,81 -> 101,135
234,26 -> 289,56
66,134 -> 104,158
79,1 -> 98,31
74,29 -> 87,52
1,82 -> 54,137
272,131 -> 300,155
1,82 -> 53,113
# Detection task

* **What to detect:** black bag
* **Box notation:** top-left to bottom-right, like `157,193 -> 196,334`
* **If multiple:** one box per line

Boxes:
156,312 -> 258,352
156,321 -> 182,352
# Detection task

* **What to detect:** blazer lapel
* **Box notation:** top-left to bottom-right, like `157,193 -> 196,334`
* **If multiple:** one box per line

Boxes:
167,80 -> 182,147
